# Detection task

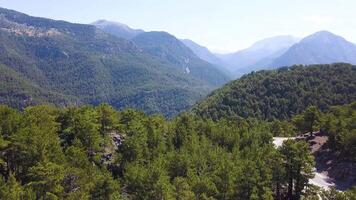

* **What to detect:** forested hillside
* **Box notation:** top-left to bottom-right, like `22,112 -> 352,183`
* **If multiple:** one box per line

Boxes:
180,39 -> 226,70
93,21 -> 231,83
0,103 -> 355,199
193,63 -> 356,120
0,7 -> 228,117
320,103 -> 356,162
133,31 -> 230,86
0,6 -> 355,200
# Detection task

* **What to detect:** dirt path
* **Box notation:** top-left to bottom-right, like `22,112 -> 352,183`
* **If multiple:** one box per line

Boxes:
272,136 -> 335,189
309,169 -> 335,189
272,137 -> 295,147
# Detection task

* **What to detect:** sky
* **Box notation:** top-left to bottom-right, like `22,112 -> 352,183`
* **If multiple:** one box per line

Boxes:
0,0 -> 355,53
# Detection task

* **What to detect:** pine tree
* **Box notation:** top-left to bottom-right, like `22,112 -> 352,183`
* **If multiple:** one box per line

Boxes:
280,140 -> 315,200
0,173 -> 24,199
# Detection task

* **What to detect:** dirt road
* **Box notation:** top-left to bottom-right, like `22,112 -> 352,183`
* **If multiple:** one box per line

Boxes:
272,137 -> 335,189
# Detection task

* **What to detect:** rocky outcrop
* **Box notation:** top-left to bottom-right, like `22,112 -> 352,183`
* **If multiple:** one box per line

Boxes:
310,132 -> 356,190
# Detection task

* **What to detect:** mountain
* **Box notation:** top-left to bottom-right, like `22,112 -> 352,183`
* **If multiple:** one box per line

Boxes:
91,19 -> 144,39
132,31 -> 230,86
0,7 -> 219,117
218,35 -> 299,76
91,19 -> 226,69
271,31 -> 356,67
180,39 -> 225,68
217,31 -> 356,77
193,63 -> 356,120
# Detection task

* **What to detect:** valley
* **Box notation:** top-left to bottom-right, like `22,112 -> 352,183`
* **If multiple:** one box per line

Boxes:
0,4 -> 355,200
0,7 -> 229,118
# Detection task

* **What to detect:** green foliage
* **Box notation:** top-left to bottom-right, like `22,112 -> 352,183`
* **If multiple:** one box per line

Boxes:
90,174 -> 120,200
27,162 -> 66,199
293,106 -> 322,135
0,104 -> 285,199
321,102 -> 356,162
270,119 -> 296,137
0,105 -> 121,199
316,187 -> 356,200
270,102 -> 356,163
0,7 -> 229,118
0,105 -> 20,137
9,106 -> 65,178
280,140 -> 315,200
1,8 -> 355,200
61,106 -> 103,157
97,103 -> 119,136
132,31 -> 230,86
1,103 -> 355,199
0,173 -> 24,199
194,64 -> 356,121
173,177 -> 195,200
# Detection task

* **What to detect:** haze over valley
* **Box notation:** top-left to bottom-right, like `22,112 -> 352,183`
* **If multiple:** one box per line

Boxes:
0,1 -> 355,199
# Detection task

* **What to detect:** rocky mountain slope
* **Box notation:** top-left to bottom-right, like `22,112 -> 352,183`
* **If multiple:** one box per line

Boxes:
0,7 -> 224,117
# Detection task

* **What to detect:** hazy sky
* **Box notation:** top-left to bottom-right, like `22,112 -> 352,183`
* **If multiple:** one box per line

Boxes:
1,0 -> 355,53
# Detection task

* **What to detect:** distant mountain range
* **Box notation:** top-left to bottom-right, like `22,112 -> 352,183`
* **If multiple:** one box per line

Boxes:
92,21 -> 230,82
0,7 -> 229,117
217,36 -> 300,76
203,31 -> 356,77
92,20 -> 230,74
271,31 -> 356,67
92,19 -> 356,78
1,6 -> 356,117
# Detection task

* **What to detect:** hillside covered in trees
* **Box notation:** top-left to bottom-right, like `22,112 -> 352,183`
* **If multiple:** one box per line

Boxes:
132,31 -> 229,86
193,63 -> 356,121
0,7 -> 229,118
0,103 -> 355,199
0,7 -> 355,200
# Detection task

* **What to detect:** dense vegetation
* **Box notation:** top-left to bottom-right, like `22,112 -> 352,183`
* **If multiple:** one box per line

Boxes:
273,103 -> 356,163
0,7 -> 355,200
0,7 -> 229,118
193,63 -> 356,121
320,103 -> 356,162
0,103 -> 354,199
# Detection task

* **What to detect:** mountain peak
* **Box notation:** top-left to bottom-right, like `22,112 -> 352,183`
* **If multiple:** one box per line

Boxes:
92,19 -> 144,39
92,19 -> 130,29
271,31 -> 356,67
248,35 -> 300,52
218,35 -> 300,76
310,30 -> 336,36
0,7 -> 227,117
301,30 -> 346,44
